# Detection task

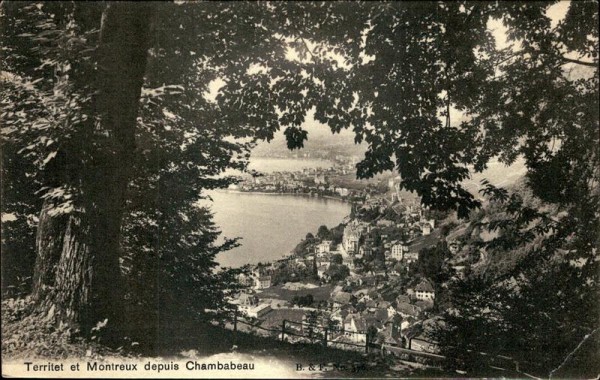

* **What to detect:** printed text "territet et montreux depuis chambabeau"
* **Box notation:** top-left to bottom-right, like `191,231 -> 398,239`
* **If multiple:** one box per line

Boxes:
23,360 -> 256,373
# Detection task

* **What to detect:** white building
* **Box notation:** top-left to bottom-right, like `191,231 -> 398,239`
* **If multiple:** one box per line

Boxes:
390,243 -> 409,261
317,240 -> 333,254
314,174 -> 326,184
342,221 -> 363,255
254,276 -> 272,289
247,304 -> 272,318
415,279 -> 435,301
343,314 -> 366,343
421,223 -> 432,236
336,187 -> 349,197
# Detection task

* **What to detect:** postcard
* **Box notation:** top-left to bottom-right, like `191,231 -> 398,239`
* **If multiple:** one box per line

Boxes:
2,1 -> 598,378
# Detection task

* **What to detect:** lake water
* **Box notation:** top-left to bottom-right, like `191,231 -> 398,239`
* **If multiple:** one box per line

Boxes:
206,190 -> 350,268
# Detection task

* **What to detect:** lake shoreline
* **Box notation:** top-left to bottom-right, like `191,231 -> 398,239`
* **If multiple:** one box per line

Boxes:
208,190 -> 350,268
215,188 -> 349,203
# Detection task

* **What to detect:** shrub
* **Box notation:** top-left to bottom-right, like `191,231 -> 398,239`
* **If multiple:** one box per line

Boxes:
1,296 -> 133,359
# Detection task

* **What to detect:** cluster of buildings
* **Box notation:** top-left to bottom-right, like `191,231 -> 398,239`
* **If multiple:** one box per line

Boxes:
329,277 -> 438,347
231,165 -> 383,201
237,268 -> 272,290
226,184 -> 455,354
217,165 -> 497,367
229,272 -> 439,353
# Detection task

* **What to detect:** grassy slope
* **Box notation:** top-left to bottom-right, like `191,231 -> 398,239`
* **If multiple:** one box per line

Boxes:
259,284 -> 334,303
1,299 -> 429,378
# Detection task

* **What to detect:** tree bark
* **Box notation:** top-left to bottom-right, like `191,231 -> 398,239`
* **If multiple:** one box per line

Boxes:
31,199 -> 69,302
51,215 -> 92,328
31,3 -> 155,339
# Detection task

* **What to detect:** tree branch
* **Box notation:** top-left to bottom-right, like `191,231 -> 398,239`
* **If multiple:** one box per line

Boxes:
559,56 -> 598,68
463,4 -> 481,27
494,49 -> 598,69
549,326 -> 600,379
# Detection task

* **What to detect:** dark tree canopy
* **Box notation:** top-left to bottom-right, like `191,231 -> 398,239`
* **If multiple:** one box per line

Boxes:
316,225 -> 330,240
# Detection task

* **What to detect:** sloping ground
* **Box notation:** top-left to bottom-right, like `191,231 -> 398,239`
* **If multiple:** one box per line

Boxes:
259,284 -> 334,302
260,308 -> 306,329
2,299 -> 530,378
1,307 -> 416,379
408,229 -> 441,253
148,326 -> 407,378
550,328 -> 600,379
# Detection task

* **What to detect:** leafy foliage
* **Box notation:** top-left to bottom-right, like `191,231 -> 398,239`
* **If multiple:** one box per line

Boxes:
0,1 -> 296,339
435,177 -> 599,376
325,264 -> 350,283
1,2 -> 99,293
416,243 -> 450,284
317,225 -> 331,240
1,296 -> 132,359
291,294 -> 314,308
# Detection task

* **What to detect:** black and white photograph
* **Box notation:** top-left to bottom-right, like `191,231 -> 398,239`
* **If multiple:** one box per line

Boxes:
1,1 -> 598,378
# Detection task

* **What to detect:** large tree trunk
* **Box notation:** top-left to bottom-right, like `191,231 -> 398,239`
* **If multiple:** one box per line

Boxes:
31,199 -> 69,303
31,3 -> 155,339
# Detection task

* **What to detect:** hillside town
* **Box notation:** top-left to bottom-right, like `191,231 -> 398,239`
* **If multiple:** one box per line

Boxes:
229,175 -> 472,355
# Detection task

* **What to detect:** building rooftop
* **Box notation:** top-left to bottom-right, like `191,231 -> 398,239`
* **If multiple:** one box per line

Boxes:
332,291 -> 352,304
396,302 -> 420,317
415,279 -> 435,293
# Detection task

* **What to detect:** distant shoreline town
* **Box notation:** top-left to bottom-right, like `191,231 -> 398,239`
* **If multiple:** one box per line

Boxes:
220,189 -> 349,203
230,157 -> 387,202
